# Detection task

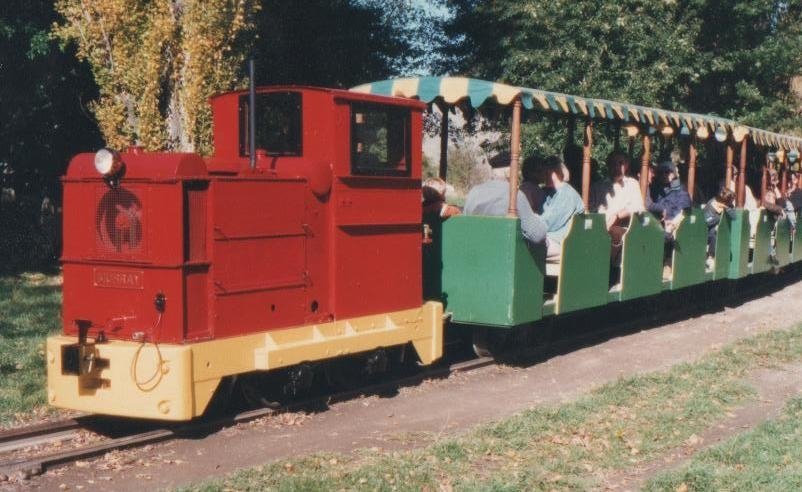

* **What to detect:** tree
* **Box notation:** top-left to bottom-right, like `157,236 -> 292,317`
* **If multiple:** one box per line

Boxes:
444,0 -> 802,134
687,0 -> 802,132
0,0 -> 101,181
249,0 -> 440,89
53,0 -> 260,154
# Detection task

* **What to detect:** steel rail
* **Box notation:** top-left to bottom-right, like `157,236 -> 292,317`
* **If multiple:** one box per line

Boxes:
0,356 -> 494,478
0,418 -> 84,454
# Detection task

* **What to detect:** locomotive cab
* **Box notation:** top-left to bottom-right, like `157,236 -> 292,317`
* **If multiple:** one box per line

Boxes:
46,87 -> 443,421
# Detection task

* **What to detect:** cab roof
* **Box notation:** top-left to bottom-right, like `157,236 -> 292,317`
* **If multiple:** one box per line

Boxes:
210,85 -> 426,110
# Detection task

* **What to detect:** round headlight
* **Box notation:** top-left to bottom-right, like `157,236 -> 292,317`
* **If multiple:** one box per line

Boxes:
94,148 -> 123,177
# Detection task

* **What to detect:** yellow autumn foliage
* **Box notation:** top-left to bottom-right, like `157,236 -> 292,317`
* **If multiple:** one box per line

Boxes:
54,0 -> 259,154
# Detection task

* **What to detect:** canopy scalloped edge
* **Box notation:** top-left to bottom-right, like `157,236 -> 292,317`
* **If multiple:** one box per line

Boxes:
351,77 -> 802,152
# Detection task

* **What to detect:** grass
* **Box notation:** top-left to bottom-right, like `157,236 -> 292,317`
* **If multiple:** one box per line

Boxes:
645,397 -> 802,491
186,325 -> 802,491
0,273 -> 62,426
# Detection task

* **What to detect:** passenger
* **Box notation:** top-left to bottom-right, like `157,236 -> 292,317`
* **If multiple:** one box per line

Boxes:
596,152 -> 646,266
727,165 -> 759,237
762,169 -> 787,220
520,155 -> 547,213
597,152 -> 646,230
648,161 -> 692,236
422,177 -> 461,220
787,172 -> 802,214
703,187 -> 735,258
538,155 -> 585,259
649,161 -> 691,278
463,152 -> 548,246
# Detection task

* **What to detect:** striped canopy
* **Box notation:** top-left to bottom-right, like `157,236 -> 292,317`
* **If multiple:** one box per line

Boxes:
351,77 -> 802,152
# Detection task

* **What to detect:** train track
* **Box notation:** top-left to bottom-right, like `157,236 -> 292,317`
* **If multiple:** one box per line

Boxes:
0,419 -> 84,455
2,266 -> 795,481
0,356 -> 494,479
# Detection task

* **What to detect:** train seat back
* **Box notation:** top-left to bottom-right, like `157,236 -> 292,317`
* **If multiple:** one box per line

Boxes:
619,212 -> 664,301
794,217 -> 802,262
775,217 -> 792,267
712,211 -> 733,280
670,208 -> 707,289
752,210 -> 775,274
727,209 -> 751,278
441,215 -> 544,327
554,213 -> 611,314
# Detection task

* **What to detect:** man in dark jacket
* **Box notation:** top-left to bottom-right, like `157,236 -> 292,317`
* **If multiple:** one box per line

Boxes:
649,161 -> 692,276
648,160 -> 692,235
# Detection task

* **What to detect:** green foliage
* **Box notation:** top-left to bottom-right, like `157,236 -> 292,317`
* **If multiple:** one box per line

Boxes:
444,0 -> 802,135
0,0 -> 102,179
251,0 -> 443,89
0,274 -> 62,426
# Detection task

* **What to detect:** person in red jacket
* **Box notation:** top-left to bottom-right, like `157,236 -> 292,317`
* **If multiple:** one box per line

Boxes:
422,177 -> 461,220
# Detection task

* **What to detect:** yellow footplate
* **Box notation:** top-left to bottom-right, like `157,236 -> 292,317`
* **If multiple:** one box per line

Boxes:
46,302 -> 444,421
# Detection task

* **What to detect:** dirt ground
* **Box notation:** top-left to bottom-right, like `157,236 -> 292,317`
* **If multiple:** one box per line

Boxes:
10,278 -> 802,491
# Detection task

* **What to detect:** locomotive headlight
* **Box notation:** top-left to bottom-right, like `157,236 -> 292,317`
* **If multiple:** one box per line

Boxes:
94,148 -> 124,178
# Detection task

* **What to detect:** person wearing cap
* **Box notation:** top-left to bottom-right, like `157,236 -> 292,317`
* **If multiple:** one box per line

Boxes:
463,152 -> 548,246
537,154 -> 585,258
648,160 -> 692,234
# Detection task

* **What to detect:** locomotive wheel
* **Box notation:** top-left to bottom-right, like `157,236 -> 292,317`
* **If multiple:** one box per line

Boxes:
471,327 -> 507,358
323,357 -> 365,390
203,376 -> 237,417
236,373 -> 282,409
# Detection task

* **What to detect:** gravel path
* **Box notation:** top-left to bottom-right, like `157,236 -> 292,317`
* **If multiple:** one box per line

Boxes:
11,276 -> 802,491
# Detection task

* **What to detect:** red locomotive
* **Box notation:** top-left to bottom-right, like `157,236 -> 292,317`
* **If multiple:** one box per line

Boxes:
46,87 -> 444,420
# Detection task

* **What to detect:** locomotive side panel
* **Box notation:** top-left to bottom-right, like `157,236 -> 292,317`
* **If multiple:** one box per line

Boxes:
210,179 -> 309,338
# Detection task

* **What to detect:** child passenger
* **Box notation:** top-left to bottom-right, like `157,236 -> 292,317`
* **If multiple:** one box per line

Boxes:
703,187 -> 735,258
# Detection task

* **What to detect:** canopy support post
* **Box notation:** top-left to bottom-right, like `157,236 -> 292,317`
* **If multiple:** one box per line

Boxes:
736,137 -> 748,208
581,120 -> 593,210
688,137 -> 697,202
639,134 -> 651,201
725,141 -> 734,191
781,153 -> 789,199
507,98 -> 522,217
760,153 -> 769,202
439,103 -> 448,180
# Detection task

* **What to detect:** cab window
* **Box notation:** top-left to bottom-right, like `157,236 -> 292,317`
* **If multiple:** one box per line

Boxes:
350,103 -> 410,176
239,92 -> 302,157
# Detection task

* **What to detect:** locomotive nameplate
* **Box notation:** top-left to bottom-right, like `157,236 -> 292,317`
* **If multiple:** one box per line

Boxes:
93,268 -> 144,290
